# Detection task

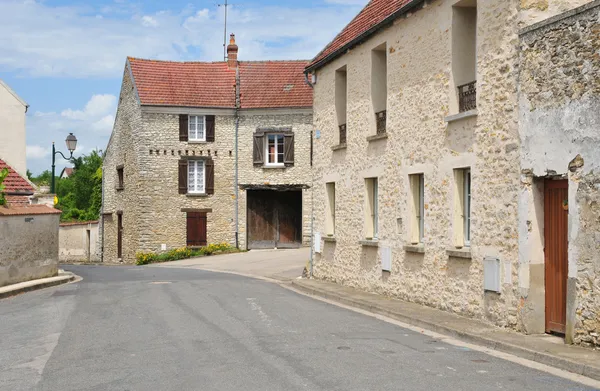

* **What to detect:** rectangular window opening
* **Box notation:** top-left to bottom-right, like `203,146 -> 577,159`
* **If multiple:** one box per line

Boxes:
326,182 -> 336,236
266,134 -> 285,166
409,174 -> 425,244
335,66 -> 348,145
116,166 -> 124,190
188,160 -> 206,194
188,115 -> 206,141
452,1 -> 477,113
453,168 -> 471,248
365,178 -> 379,240
371,43 -> 387,135
463,168 -> 471,246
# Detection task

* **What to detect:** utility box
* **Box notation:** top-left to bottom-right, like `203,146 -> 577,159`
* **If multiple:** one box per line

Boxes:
483,256 -> 501,293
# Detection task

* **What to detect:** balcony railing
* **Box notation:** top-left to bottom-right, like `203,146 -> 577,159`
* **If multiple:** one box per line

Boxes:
458,81 -> 477,112
376,110 -> 387,135
339,123 -> 347,145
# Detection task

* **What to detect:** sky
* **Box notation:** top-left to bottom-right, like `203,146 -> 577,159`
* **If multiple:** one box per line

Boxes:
0,0 -> 368,175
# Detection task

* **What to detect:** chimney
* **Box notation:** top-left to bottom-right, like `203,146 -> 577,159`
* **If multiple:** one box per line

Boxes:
227,33 -> 238,70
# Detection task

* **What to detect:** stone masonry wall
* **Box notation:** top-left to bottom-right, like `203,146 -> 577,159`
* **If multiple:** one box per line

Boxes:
311,0 -> 525,329
519,0 -> 600,346
102,66 -> 143,263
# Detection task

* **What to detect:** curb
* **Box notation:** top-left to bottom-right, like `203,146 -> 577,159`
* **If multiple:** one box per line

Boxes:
290,280 -> 600,382
0,273 -> 76,300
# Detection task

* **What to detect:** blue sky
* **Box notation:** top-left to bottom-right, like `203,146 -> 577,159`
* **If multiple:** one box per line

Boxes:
0,0 -> 367,174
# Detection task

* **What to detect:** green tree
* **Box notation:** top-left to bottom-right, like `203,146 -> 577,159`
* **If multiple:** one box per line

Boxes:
0,168 -> 9,206
55,150 -> 103,222
29,170 -> 52,186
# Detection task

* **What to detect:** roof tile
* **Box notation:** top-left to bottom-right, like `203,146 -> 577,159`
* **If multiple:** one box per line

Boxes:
0,159 -> 34,195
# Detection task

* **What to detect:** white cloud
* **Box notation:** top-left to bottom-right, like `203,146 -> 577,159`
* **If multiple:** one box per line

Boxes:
0,1 -> 363,77
26,145 -> 50,159
61,94 -> 116,121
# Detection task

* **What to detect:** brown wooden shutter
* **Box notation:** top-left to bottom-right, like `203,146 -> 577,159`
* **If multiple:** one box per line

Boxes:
178,159 -> 188,194
253,133 -> 264,166
206,115 -> 215,142
179,115 -> 189,142
284,133 -> 295,166
187,212 -> 207,247
205,158 -> 215,195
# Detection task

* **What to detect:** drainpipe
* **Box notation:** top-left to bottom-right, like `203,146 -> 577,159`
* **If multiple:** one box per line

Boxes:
100,164 -> 105,262
234,66 -> 240,249
304,71 -> 315,277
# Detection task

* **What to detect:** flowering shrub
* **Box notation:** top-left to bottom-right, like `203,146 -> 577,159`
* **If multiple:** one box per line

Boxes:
135,242 -> 238,265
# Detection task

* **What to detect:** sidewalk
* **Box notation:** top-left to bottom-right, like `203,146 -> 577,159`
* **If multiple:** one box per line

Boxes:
291,278 -> 600,381
0,270 -> 76,299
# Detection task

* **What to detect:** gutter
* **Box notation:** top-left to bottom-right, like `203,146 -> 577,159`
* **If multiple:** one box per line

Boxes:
305,0 -> 426,74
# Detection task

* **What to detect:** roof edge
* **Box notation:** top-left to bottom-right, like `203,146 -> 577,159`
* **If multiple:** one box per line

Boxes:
0,79 -> 28,109
305,0 -> 425,73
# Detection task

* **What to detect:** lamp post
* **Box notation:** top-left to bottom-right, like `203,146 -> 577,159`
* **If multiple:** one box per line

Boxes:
51,133 -> 78,194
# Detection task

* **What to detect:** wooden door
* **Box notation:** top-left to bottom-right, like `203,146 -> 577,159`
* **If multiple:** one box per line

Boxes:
248,191 -> 276,249
544,179 -> 568,334
187,212 -> 207,247
117,213 -> 123,259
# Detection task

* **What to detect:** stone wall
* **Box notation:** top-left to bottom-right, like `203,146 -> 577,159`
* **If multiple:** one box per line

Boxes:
59,221 -> 100,263
0,210 -> 60,287
311,0 -> 525,328
103,62 -> 313,262
519,0 -> 600,346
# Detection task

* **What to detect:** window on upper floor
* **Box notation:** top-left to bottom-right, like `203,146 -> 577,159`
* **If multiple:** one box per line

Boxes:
409,174 -> 425,245
253,130 -> 295,168
325,182 -> 336,236
371,43 -> 387,135
178,158 -> 215,196
365,177 -> 379,240
116,165 -> 124,190
452,0 -> 477,113
189,115 -> 206,142
179,115 -> 215,142
335,66 -> 348,145
188,159 -> 205,194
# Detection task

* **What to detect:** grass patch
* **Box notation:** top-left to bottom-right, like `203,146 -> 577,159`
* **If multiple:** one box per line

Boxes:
136,243 -> 240,265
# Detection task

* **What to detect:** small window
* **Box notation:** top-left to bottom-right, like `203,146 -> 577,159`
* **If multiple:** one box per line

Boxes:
371,43 -> 387,135
365,178 -> 379,239
116,166 -> 124,190
409,174 -> 424,244
266,134 -> 285,166
325,182 -> 336,236
188,160 -> 206,194
335,66 -> 348,144
189,115 -> 206,141
453,168 -> 471,247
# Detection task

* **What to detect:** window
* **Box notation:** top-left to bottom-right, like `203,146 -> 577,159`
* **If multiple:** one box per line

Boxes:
266,134 -> 285,166
335,66 -> 348,144
188,115 -> 206,141
116,166 -> 124,190
325,182 -> 336,236
452,1 -> 477,113
365,178 -> 379,239
453,168 -> 471,247
188,160 -> 205,194
409,174 -> 425,244
371,43 -> 387,135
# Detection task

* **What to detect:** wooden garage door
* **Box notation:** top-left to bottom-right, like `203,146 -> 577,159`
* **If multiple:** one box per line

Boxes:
247,190 -> 302,249
544,179 -> 568,334
187,212 -> 207,247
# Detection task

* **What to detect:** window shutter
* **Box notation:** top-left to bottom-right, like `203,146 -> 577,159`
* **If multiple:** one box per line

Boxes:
178,160 -> 188,194
179,115 -> 189,142
205,158 -> 215,195
284,133 -> 295,166
253,134 -> 264,166
206,115 -> 215,142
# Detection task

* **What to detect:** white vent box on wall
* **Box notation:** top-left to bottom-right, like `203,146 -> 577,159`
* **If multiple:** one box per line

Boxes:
314,233 -> 321,254
483,257 -> 501,293
381,247 -> 392,272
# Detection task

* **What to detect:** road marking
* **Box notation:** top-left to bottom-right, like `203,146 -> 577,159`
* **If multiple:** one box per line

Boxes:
246,298 -> 272,327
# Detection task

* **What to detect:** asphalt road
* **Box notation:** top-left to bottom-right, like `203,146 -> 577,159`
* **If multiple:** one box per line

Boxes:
0,265 -> 597,391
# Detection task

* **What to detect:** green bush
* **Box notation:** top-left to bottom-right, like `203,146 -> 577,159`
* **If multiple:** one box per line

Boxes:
135,243 -> 237,265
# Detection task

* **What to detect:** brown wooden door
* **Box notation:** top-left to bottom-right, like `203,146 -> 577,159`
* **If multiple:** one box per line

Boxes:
117,213 -> 123,259
544,179 -> 568,334
187,212 -> 207,247
247,190 -> 302,249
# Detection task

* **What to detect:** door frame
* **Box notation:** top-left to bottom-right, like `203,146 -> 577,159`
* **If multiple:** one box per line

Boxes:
117,211 -> 123,260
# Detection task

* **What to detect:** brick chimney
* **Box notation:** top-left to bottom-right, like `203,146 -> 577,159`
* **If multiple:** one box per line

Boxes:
227,33 -> 238,70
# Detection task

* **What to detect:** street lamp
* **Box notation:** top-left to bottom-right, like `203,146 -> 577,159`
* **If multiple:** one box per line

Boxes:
51,133 -> 77,194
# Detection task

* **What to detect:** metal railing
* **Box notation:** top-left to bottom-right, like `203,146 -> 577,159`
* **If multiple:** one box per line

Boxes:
339,124 -> 347,145
458,81 -> 477,112
376,110 -> 387,135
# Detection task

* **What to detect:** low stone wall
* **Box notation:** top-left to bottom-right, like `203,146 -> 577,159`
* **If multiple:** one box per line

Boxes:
0,205 -> 61,287
59,221 -> 100,263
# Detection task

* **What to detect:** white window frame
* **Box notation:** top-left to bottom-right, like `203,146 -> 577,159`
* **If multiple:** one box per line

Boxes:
325,182 -> 336,236
373,178 -> 379,239
463,168 -> 471,246
265,134 -> 285,167
188,160 -> 206,194
188,115 -> 206,142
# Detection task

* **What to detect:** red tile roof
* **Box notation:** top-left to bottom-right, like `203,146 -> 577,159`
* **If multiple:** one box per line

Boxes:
128,58 -> 312,109
239,61 -> 313,109
0,204 -> 61,216
0,159 -> 34,195
307,0 -> 414,71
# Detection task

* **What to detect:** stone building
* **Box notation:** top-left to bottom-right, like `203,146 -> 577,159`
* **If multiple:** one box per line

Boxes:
0,79 -> 28,178
306,0 -> 598,346
102,35 -> 313,264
